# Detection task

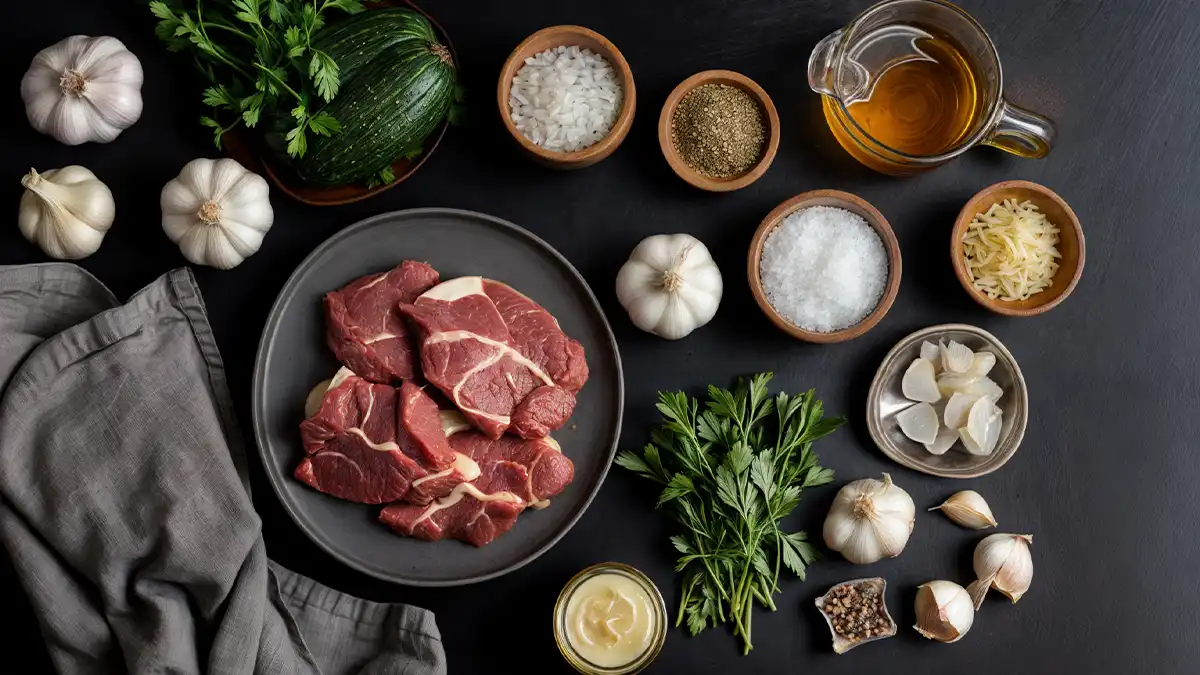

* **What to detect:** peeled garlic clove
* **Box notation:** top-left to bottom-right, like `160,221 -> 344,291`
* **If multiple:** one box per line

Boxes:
941,340 -> 974,374
920,341 -> 942,368
914,580 -> 974,643
902,358 -> 941,403
897,402 -> 939,445
958,375 -> 1004,403
928,490 -> 997,529
936,372 -> 981,398
924,426 -> 958,455
963,397 -> 993,449
943,392 -> 979,429
968,350 -> 997,377
966,533 -> 1033,609
983,406 -> 1003,454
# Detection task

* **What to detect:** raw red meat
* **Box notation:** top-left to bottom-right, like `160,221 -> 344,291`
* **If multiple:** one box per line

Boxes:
379,428 -> 575,546
400,277 -> 588,439
295,372 -> 478,505
324,261 -> 439,383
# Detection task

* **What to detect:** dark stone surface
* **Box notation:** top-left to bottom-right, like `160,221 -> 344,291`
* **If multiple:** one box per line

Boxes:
2,0 -> 1197,672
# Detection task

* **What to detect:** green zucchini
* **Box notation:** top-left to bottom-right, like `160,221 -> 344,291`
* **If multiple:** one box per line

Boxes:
313,8 -> 438,84
294,35 -> 457,186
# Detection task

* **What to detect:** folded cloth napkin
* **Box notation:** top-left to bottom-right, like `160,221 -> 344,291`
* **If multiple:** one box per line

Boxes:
0,264 -> 447,675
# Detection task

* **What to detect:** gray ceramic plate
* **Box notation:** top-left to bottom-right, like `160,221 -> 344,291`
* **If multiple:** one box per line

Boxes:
251,208 -> 623,586
866,324 -> 1027,478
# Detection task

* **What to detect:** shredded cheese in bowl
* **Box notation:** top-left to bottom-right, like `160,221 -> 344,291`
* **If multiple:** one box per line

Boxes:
962,199 -> 1061,301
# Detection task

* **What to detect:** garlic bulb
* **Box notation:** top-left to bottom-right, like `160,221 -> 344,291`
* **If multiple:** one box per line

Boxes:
19,166 -> 115,260
615,234 -> 722,340
161,158 -> 274,270
22,35 -> 143,145
823,474 -> 916,564
928,491 -> 997,530
913,581 -> 974,643
966,533 -> 1033,609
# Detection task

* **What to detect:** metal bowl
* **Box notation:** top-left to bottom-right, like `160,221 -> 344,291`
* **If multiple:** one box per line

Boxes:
866,324 -> 1028,478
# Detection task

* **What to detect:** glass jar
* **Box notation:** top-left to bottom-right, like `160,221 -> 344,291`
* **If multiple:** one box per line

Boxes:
553,562 -> 667,675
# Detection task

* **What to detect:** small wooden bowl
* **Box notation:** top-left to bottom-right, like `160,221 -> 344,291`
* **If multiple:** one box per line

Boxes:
748,190 -> 902,343
497,26 -> 636,169
951,180 -> 1085,316
658,70 -> 780,192
222,0 -> 453,206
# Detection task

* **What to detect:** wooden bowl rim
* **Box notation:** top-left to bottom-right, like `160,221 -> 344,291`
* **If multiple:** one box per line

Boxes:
747,190 -> 902,343
226,0 -> 455,207
496,25 -> 637,165
950,180 -> 1086,317
657,69 -> 781,192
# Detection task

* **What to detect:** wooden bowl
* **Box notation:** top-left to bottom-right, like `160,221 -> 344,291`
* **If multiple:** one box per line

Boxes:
222,0 -> 454,206
748,190 -> 902,343
658,70 -> 780,192
496,26 -> 636,169
951,180 -> 1085,316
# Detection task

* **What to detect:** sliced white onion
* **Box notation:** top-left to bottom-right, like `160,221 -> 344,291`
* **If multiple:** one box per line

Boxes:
968,351 -> 997,377
902,358 -> 941,403
943,392 -> 980,429
920,341 -> 941,368
897,402 -> 940,445
942,340 -> 974,374
924,426 -> 959,455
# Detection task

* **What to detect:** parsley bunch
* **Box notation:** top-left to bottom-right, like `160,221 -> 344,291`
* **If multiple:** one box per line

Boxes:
149,0 -> 364,157
616,373 -> 844,654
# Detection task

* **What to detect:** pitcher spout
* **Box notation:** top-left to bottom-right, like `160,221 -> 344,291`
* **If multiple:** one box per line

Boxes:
808,30 -> 844,97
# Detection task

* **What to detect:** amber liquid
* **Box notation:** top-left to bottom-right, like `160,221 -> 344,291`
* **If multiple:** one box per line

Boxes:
825,33 -> 983,173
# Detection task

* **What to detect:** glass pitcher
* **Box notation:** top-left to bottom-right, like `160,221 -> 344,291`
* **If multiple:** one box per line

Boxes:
808,0 -> 1055,175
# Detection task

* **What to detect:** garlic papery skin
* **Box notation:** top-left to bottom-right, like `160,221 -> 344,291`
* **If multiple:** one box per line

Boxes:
161,158 -> 274,270
22,35 -> 144,145
19,166 -> 115,260
615,234 -> 723,340
928,490 -> 997,530
913,581 -> 975,643
966,533 -> 1033,609
823,473 -> 916,564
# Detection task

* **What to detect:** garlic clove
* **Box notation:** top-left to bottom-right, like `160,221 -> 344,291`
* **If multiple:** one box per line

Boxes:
942,340 -> 974,374
969,533 -> 1034,609
960,375 -> 1004,403
936,372 -> 981,398
928,490 -> 997,529
913,581 -> 975,643
896,402 -> 939,445
943,392 -> 980,429
968,350 -> 997,377
920,341 -> 941,366
902,358 -> 941,403
923,426 -> 958,455
963,397 -> 993,450
983,406 -> 1003,454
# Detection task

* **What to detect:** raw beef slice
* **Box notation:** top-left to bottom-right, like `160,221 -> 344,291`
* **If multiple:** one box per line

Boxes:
296,371 -> 479,504
379,426 -> 575,546
324,261 -> 440,383
400,277 -> 589,439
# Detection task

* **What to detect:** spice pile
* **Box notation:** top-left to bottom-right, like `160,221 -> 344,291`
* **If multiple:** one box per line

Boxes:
759,206 -> 888,332
818,579 -> 896,652
509,45 -> 622,152
670,84 -> 765,178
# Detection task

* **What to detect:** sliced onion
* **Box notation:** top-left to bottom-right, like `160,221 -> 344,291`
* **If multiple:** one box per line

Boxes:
942,340 -> 974,374
897,402 -> 940,445
902,358 -> 941,403
924,426 -> 959,455
943,392 -> 980,429
968,351 -> 997,377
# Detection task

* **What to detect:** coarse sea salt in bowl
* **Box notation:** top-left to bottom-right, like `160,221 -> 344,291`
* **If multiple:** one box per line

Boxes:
748,190 -> 902,344
497,25 -> 636,169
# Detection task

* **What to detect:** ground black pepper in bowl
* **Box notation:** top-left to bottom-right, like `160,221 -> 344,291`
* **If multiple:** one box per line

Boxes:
815,577 -> 897,654
670,83 -> 766,179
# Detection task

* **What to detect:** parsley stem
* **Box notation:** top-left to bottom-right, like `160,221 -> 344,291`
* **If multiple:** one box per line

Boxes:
204,21 -> 257,44
254,62 -> 303,101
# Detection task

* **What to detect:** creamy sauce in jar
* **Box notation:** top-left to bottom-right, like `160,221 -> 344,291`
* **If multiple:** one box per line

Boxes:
563,573 -> 657,669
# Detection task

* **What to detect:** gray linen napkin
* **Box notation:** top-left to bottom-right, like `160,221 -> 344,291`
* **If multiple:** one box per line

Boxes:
0,263 -> 447,675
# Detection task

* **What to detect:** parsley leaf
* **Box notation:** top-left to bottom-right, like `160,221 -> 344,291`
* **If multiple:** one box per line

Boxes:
308,50 -> 339,101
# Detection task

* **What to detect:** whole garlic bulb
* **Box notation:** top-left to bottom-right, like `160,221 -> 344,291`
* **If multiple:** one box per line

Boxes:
914,580 -> 975,643
21,35 -> 144,145
823,473 -> 915,564
966,533 -> 1033,609
161,158 -> 274,270
19,166 -> 115,260
615,234 -> 722,340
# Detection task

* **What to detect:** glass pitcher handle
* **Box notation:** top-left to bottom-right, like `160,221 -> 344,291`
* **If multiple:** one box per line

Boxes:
984,100 -> 1056,159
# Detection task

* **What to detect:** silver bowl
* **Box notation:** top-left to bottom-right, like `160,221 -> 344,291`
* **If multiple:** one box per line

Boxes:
866,324 -> 1028,479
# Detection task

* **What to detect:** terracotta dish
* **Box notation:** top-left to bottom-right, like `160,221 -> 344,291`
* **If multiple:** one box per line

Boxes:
951,180 -> 1085,316
497,25 -> 636,169
748,190 -> 902,343
659,70 -> 780,191
222,0 -> 453,206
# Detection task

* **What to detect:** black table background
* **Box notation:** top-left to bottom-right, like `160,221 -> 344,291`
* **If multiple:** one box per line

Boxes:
3,0 -> 1198,672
